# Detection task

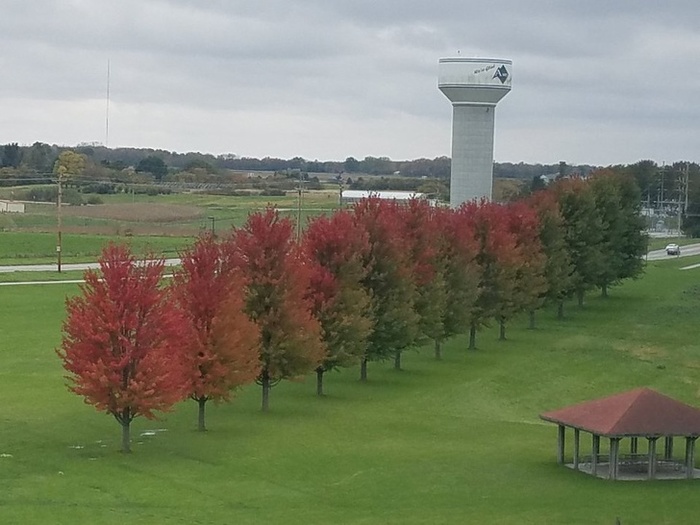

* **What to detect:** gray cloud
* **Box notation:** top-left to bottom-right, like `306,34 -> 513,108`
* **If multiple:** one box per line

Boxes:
1,0 -> 700,163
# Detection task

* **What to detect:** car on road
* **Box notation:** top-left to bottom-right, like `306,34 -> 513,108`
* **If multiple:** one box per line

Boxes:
666,243 -> 681,255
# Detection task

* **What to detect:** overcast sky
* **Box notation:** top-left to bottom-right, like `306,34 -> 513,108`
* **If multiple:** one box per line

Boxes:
2,1 -> 699,165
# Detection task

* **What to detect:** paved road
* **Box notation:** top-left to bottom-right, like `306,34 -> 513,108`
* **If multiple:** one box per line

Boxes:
0,258 -> 181,274
646,243 -> 700,261
1,244 -> 699,275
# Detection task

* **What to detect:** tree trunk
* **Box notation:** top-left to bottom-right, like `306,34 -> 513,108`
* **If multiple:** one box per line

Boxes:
394,351 -> 402,371
121,420 -> 131,454
197,397 -> 207,432
601,283 -> 608,298
360,358 -> 368,382
316,367 -> 324,396
261,369 -> 271,412
577,289 -> 585,307
499,318 -> 506,341
528,310 -> 536,330
557,301 -> 564,320
469,323 -> 477,350
434,339 -> 441,360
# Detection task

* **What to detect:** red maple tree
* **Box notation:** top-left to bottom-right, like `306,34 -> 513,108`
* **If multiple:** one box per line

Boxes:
457,200 -> 520,348
57,244 -> 188,452
503,200 -> 547,335
432,206 -> 480,358
172,233 -> 260,431
526,189 -> 574,320
398,199 -> 448,363
303,210 -> 372,395
352,198 -> 418,380
235,208 -> 324,411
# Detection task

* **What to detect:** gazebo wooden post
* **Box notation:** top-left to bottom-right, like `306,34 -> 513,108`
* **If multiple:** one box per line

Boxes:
685,437 -> 697,479
573,429 -> 580,470
630,437 -> 638,454
557,425 -> 565,464
609,437 -> 620,480
648,437 -> 658,480
664,436 -> 673,460
591,435 -> 600,477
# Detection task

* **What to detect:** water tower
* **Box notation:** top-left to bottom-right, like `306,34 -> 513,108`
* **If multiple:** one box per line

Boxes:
438,57 -> 512,207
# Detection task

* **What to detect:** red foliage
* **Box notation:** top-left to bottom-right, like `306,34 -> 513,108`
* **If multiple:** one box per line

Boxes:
351,198 -> 418,362
458,200 -> 520,266
58,244 -> 188,425
432,206 -> 481,341
398,199 -> 440,286
172,234 -> 260,406
436,205 -> 479,264
455,200 -> 521,330
303,210 -> 370,312
302,210 -> 373,374
351,197 -> 412,278
506,200 -> 545,259
235,208 -> 324,387
504,200 -> 548,307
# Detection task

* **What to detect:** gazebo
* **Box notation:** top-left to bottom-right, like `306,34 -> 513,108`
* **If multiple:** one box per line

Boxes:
540,388 -> 700,480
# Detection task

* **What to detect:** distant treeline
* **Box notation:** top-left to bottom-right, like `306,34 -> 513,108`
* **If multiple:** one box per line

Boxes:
1,142 -> 598,180
6,142 -> 700,236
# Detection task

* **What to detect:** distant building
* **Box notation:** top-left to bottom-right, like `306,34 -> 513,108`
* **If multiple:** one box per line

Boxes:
0,200 -> 25,213
340,190 -> 431,206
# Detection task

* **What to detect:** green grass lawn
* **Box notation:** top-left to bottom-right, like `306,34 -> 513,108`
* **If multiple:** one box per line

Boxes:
0,232 -> 192,265
0,270 -> 86,284
1,258 -> 699,524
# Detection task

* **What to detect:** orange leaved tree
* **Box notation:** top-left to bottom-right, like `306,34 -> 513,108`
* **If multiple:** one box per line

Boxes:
172,233 -> 260,431
57,244 -> 188,453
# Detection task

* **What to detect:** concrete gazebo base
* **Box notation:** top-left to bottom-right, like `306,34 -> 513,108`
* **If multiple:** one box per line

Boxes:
540,388 -> 700,481
568,461 -> 700,481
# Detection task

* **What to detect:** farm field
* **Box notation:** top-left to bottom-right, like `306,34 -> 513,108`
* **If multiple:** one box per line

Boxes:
0,190 -> 340,235
0,190 -> 341,265
1,256 -> 699,524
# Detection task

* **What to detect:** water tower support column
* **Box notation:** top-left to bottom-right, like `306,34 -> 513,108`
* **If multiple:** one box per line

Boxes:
451,104 -> 496,206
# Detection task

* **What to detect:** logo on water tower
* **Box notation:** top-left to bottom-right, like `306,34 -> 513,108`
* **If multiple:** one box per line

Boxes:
493,65 -> 509,84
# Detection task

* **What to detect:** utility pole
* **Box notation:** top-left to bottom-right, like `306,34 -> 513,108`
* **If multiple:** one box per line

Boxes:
338,176 -> 344,207
296,171 -> 304,241
679,163 -> 690,238
684,162 -> 690,214
660,164 -> 665,212
57,172 -> 63,273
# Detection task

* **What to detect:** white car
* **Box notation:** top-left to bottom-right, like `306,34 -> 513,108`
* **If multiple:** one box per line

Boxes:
665,243 -> 681,256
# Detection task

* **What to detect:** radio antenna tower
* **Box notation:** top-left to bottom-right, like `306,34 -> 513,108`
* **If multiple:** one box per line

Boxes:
105,59 -> 111,147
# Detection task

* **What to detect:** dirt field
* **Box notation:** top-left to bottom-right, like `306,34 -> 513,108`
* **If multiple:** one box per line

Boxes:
62,203 -> 203,223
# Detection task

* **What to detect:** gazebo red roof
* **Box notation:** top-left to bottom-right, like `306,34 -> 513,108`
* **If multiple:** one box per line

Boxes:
540,388 -> 700,437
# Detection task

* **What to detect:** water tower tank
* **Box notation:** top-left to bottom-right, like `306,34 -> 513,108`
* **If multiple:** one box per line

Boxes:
438,57 -> 512,207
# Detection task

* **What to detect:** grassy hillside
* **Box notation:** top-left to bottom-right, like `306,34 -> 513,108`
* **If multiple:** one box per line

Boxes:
1,256 -> 699,524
